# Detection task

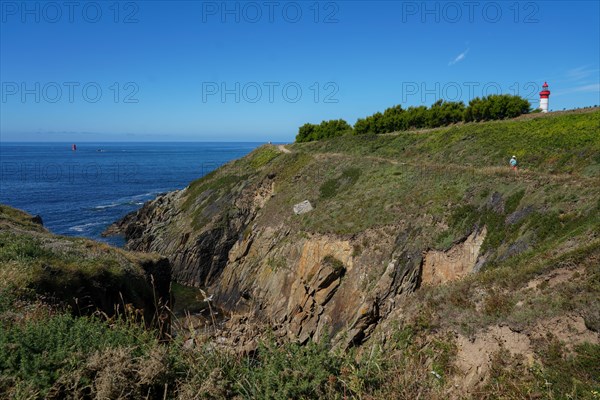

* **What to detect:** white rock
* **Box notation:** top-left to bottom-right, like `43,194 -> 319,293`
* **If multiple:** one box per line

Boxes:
293,200 -> 314,215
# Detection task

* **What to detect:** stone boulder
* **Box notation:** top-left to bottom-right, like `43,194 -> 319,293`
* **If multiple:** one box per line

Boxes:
293,200 -> 313,215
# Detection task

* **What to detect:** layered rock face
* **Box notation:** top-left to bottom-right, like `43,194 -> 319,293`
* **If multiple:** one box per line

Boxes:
106,175 -> 276,288
106,151 -> 489,347
421,227 -> 487,285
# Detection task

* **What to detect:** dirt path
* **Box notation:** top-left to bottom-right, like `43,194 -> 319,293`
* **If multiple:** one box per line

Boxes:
275,143 -> 595,185
277,144 -> 292,154
313,151 -> 597,185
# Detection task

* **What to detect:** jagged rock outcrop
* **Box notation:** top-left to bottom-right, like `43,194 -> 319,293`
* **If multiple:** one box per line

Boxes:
106,174 -> 277,288
108,187 -> 442,348
105,146 -> 494,348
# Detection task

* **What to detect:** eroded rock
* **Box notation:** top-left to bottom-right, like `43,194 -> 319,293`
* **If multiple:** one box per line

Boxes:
421,227 -> 487,286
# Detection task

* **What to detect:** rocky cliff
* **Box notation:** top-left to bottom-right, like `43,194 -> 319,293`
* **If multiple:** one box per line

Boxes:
106,110 -> 600,354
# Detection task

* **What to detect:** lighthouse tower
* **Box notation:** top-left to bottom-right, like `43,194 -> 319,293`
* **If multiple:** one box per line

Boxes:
539,82 -> 551,113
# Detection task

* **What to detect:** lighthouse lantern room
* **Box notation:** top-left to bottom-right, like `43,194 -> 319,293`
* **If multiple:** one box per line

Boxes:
539,82 -> 551,113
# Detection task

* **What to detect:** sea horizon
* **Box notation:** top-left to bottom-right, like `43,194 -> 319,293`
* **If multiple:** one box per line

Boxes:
0,140 -> 277,144
0,142 -> 262,246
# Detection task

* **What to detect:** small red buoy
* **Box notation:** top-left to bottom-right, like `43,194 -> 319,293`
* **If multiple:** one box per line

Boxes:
72,144 -> 77,151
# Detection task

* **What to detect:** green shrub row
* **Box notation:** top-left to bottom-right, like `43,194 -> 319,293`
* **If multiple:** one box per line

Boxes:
296,119 -> 353,143
296,94 -> 532,142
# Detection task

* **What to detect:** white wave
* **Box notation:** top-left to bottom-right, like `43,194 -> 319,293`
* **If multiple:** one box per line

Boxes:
68,221 -> 104,232
130,191 -> 160,200
93,192 -> 159,210
93,203 -> 120,210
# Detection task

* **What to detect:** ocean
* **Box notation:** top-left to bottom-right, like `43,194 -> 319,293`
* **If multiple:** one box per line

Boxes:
0,142 -> 261,246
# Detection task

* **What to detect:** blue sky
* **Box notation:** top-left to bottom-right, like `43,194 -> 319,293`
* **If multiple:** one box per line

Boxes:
1,0 -> 599,142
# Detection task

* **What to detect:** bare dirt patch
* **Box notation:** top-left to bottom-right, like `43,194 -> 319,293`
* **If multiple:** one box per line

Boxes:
526,266 -> 584,291
453,326 -> 533,393
451,311 -> 599,395
529,313 -> 599,348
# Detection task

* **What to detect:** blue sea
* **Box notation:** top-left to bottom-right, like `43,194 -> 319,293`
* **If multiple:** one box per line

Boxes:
0,142 -> 261,246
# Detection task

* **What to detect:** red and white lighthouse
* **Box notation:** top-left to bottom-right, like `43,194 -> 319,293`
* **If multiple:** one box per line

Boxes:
539,82 -> 551,113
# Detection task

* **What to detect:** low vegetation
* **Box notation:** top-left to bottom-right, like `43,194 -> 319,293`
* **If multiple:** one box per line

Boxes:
3,286 -> 597,399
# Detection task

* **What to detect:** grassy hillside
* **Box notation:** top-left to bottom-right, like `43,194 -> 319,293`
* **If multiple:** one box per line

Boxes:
2,109 -> 599,399
298,109 -> 600,175
178,110 -> 599,320
241,110 -> 600,258
0,205 -> 170,319
170,109 -> 600,397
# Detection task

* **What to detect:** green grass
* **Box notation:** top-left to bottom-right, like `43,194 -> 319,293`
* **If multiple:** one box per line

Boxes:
1,287 -> 597,400
319,167 -> 361,199
481,340 -> 600,399
537,341 -> 600,398
0,293 -> 460,400
0,288 -> 366,400
249,145 -> 281,169
295,110 -> 600,175
0,205 -> 46,232
238,339 -> 344,399
0,206 -> 168,327
504,188 -> 526,214
0,232 -> 134,279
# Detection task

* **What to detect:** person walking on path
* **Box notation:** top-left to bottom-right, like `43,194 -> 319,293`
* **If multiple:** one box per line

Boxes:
509,155 -> 518,174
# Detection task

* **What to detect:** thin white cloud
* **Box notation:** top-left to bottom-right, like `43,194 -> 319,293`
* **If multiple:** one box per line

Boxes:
448,48 -> 469,66
552,83 -> 600,96
566,66 -> 599,82
573,83 -> 600,93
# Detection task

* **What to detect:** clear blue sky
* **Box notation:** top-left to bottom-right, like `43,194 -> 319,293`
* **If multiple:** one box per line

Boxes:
1,0 -> 599,142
